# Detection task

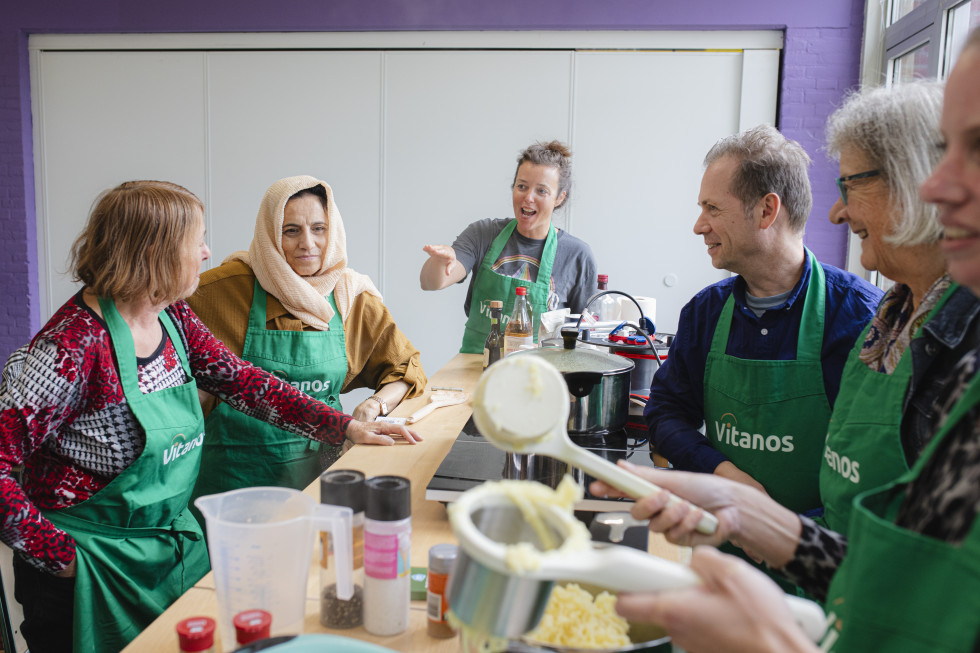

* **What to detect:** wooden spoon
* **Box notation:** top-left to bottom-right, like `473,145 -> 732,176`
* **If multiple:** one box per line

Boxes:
406,390 -> 469,424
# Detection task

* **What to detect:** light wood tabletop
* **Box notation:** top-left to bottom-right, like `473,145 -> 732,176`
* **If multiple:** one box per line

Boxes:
122,353 -> 688,652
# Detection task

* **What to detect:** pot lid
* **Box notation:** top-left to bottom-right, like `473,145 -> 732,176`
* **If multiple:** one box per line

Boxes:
514,341 -> 633,375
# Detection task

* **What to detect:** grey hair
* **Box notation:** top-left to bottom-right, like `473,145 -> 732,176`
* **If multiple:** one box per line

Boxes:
513,140 -> 573,209
704,125 -> 812,232
826,81 -> 944,247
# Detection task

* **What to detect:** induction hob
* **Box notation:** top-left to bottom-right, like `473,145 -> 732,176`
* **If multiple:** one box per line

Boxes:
425,414 -> 666,512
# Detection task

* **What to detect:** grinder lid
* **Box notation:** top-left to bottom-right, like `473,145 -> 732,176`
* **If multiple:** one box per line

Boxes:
365,475 -> 411,521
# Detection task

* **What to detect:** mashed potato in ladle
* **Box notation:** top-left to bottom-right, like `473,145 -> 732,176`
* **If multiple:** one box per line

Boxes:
473,355 -> 718,535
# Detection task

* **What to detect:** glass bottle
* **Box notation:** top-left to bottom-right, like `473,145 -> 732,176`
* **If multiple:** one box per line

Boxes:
363,475 -> 412,636
504,286 -> 533,356
483,300 -> 503,370
596,274 -> 618,322
319,469 -> 366,629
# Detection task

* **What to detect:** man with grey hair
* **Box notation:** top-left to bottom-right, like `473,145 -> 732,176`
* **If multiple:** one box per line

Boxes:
645,125 -> 881,520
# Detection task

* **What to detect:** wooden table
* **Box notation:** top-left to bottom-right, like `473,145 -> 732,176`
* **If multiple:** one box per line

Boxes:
123,354 -> 688,652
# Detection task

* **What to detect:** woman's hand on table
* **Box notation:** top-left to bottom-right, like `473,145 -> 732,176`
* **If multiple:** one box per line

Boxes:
345,419 -> 423,446
351,397 -> 383,423
616,546 -> 817,653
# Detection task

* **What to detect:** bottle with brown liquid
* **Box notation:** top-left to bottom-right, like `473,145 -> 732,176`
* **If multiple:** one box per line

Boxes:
483,300 -> 503,370
504,286 -> 533,356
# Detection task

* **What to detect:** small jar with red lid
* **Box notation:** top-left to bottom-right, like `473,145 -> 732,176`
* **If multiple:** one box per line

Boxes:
176,616 -> 216,653
233,609 -> 272,645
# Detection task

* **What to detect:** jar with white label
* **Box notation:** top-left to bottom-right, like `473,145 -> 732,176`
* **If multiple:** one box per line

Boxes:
363,475 -> 412,636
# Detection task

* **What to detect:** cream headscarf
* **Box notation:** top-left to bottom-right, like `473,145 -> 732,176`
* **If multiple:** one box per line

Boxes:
225,175 -> 381,330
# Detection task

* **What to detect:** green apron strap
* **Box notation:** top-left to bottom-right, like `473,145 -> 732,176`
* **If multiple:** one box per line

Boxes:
796,249 -> 825,360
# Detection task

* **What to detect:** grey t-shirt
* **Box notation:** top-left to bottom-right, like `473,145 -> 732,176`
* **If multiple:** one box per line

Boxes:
451,218 -> 598,317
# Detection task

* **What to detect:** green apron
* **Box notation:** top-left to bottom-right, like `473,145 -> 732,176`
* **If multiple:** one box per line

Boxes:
43,297 -> 210,653
704,251 -> 829,595
823,373 -> 980,652
819,284 -> 957,533
191,279 -> 346,501
704,250 -> 829,514
459,219 -> 557,354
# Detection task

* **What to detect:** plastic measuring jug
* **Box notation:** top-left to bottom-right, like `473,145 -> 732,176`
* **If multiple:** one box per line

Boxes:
195,487 -> 353,650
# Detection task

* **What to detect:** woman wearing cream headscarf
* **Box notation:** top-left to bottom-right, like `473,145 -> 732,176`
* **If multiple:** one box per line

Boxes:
188,176 -> 426,497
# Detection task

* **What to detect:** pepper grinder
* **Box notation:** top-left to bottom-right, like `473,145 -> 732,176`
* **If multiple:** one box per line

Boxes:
319,469 -> 366,629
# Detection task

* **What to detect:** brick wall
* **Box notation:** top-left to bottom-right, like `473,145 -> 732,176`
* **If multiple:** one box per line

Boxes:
0,30 -> 39,359
784,22 -> 865,261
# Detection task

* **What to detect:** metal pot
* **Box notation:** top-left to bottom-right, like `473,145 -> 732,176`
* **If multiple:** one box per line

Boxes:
513,329 -> 633,434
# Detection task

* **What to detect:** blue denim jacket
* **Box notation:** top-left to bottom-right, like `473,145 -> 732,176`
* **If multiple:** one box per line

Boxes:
903,284 -> 980,463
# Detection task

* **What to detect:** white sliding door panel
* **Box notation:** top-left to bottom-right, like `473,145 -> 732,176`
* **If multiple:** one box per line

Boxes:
31,37 -> 779,376
739,49 -> 780,130
383,51 -> 572,373
207,52 -> 383,277
33,51 -> 207,319
572,51 -> 744,334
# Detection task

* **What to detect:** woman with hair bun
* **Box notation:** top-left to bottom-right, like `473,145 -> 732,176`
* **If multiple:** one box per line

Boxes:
420,140 -> 598,353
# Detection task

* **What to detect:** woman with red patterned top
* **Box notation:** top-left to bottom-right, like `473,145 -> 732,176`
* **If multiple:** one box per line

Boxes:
0,180 -> 421,653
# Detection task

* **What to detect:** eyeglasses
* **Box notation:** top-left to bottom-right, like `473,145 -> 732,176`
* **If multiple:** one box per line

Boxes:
835,169 -> 880,205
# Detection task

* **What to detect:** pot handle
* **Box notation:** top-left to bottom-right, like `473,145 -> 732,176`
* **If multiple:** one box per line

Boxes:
563,371 -> 602,398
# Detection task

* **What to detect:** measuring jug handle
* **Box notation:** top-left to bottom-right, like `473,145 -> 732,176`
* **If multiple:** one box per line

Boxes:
312,504 -> 354,600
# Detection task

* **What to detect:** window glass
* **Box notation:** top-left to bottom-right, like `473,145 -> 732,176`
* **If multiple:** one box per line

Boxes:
943,0 -> 980,76
890,42 -> 933,82
890,0 -> 929,24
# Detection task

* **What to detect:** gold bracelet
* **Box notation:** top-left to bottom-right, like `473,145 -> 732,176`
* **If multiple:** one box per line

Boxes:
368,395 -> 389,417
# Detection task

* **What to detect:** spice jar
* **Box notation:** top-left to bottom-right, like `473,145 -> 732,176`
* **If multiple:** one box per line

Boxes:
233,609 -> 272,646
319,469 -> 366,629
426,543 -> 459,638
176,616 -> 216,653
363,475 -> 411,636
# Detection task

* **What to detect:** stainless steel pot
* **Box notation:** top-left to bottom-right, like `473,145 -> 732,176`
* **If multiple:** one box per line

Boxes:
513,329 -> 633,434
446,501 -> 673,653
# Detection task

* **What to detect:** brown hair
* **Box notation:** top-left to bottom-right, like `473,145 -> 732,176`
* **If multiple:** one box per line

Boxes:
69,180 -> 204,305
704,125 -> 812,233
513,140 -> 573,208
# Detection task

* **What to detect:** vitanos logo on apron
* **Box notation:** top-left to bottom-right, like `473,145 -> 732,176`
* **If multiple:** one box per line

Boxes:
270,368 -> 333,395
713,412 -> 795,453
163,431 -> 205,465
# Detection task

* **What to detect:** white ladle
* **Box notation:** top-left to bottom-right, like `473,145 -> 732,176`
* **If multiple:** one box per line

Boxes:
448,481 -> 828,643
473,355 -> 718,535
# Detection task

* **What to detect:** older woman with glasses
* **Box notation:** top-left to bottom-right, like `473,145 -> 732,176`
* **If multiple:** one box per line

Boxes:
818,80 -> 980,537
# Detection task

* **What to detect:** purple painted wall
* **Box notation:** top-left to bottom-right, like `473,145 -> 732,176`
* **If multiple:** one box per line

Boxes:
0,0 -> 866,359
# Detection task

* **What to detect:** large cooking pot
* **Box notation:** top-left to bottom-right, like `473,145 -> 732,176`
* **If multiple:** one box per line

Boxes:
512,329 -> 633,433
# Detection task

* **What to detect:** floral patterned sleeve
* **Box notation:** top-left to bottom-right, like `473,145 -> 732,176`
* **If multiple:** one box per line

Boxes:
778,515 -> 848,602
169,301 -> 353,445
